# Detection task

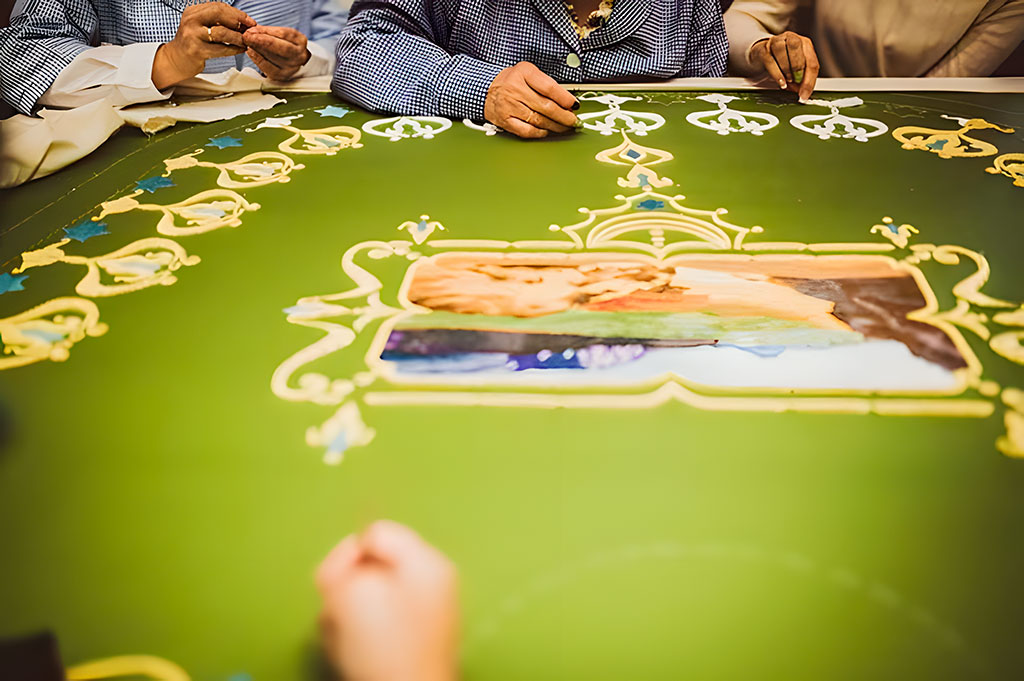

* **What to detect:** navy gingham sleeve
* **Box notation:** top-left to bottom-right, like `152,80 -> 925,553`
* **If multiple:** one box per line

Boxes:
0,0 -> 99,115
332,0 -> 503,119
683,0 -> 728,77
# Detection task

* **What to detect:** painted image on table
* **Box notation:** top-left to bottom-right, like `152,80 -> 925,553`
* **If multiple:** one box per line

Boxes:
377,253 -> 968,391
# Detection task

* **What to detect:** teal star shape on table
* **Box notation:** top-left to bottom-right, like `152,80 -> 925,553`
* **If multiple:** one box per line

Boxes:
0,272 -> 27,295
314,105 -> 351,119
135,176 -> 175,193
64,219 -> 109,243
207,135 -> 244,149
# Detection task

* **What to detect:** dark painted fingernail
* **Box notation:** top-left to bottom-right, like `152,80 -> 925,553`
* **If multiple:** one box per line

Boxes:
572,100 -> 580,110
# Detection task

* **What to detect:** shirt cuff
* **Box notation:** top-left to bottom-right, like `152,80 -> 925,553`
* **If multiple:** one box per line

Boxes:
123,42 -> 170,97
297,40 -> 335,78
38,42 -> 171,110
435,55 -> 505,121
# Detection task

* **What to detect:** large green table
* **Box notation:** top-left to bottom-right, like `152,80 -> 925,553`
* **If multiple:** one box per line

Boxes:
2,87 -> 1023,680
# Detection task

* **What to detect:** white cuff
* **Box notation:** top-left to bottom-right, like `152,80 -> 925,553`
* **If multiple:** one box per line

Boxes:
39,42 -> 172,110
296,40 -> 335,78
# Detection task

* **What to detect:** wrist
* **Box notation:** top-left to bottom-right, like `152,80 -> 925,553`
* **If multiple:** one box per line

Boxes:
152,43 -> 194,90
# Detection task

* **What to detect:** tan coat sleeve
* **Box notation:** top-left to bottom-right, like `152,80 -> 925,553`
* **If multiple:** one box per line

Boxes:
927,0 -> 1024,76
723,0 -> 799,76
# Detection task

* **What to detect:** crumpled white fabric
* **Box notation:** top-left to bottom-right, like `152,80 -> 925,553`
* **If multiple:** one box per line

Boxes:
0,68 -> 331,189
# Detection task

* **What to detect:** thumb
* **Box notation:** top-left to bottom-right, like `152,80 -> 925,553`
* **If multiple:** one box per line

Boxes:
358,520 -> 432,567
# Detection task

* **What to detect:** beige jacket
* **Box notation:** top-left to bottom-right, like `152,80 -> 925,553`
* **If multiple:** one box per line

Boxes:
725,0 -> 1024,77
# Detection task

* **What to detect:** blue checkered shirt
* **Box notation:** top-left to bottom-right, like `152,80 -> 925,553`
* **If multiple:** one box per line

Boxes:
0,0 -> 348,115
332,0 -> 727,119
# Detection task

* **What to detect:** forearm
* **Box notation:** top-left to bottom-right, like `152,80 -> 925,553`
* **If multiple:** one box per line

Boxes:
332,17 -> 501,118
927,1 -> 1024,77
38,42 -> 172,110
723,0 -> 798,75
0,3 -> 96,114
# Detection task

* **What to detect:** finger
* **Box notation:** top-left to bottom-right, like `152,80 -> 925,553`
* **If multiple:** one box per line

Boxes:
769,37 -> 793,86
207,25 -> 246,48
519,62 -> 577,110
192,2 -> 256,30
359,520 -> 433,566
785,34 -> 806,86
517,103 -> 572,134
247,48 -> 286,78
200,42 -> 247,59
520,88 -> 576,128
315,534 -> 363,594
759,46 -> 787,90
244,32 -> 306,64
245,25 -> 305,44
501,116 -> 549,139
798,39 -> 820,101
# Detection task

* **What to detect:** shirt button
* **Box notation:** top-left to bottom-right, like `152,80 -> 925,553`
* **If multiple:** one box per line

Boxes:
566,53 -> 581,68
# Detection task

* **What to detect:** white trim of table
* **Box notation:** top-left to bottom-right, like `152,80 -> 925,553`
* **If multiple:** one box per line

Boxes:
565,77 -> 1024,93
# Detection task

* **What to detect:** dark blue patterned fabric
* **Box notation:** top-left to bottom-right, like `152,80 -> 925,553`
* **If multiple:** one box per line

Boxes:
333,0 -> 727,119
1,0 -> 347,114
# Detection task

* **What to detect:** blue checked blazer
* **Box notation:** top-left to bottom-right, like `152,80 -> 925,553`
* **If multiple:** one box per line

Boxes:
332,0 -> 728,120
0,0 -> 348,115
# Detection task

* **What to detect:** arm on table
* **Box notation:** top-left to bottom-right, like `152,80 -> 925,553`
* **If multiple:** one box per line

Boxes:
331,0 -> 503,119
681,0 -> 730,77
0,0 -> 99,114
927,0 -> 1024,77
723,0 -> 798,76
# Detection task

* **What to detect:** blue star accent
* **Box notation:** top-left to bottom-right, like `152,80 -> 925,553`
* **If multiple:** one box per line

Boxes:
64,219 -> 109,243
135,176 -> 175,193
0,272 -> 27,295
206,136 -> 243,149
314,105 -> 351,119
625,149 -> 641,160
328,430 -> 349,456
636,199 -> 665,211
927,139 -> 948,151
637,173 -> 650,187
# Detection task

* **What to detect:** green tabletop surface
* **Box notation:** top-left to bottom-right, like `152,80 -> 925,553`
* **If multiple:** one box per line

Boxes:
2,89 -> 1024,680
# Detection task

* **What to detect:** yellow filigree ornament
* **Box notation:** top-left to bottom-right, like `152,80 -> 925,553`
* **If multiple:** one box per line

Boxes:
96,189 -> 260,237
163,149 -> 305,188
998,389 -> 1024,457
0,297 -> 108,369
595,132 -> 675,188
398,215 -> 445,244
892,115 -> 1014,159
246,115 -> 363,155
871,217 -> 919,249
986,152 -> 1024,188
66,654 -> 190,681
14,237 -> 200,297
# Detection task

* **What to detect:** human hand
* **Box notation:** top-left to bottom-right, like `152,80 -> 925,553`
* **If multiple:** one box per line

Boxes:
484,61 -> 578,139
750,31 -> 819,102
243,26 -> 311,81
151,2 -> 255,89
316,521 -> 459,681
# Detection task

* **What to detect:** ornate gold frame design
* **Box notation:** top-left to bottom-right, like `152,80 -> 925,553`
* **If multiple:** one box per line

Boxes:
271,131 -> 1024,462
